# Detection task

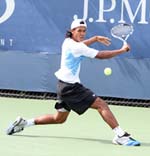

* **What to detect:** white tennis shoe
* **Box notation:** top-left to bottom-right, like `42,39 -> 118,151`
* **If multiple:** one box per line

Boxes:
6,116 -> 27,135
113,132 -> 141,146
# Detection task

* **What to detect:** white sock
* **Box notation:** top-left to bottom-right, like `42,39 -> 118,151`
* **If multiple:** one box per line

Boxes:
113,126 -> 125,137
25,118 -> 35,127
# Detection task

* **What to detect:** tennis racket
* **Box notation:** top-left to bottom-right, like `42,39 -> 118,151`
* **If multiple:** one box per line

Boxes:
111,23 -> 134,45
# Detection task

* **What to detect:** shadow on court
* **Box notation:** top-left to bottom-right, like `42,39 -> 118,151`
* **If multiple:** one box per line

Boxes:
13,134 -> 150,147
13,134 -> 112,145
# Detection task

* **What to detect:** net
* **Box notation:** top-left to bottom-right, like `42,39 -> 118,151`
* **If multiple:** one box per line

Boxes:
0,89 -> 149,108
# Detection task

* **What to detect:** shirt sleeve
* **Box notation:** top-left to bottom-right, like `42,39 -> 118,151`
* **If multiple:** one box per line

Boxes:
71,42 -> 99,58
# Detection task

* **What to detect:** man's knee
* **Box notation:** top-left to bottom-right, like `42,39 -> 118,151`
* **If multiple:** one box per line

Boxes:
91,97 -> 108,110
54,112 -> 69,124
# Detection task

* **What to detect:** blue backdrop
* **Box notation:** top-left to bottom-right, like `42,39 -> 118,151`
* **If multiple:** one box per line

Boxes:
0,0 -> 150,99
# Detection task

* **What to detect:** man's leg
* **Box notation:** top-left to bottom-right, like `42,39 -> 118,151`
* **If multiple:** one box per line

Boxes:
6,111 -> 70,135
90,97 -> 140,146
90,97 -> 118,129
34,111 -> 70,124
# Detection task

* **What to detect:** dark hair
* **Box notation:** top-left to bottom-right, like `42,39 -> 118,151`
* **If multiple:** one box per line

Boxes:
65,30 -> 72,38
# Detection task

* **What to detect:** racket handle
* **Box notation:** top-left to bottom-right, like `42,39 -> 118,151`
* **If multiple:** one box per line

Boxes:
123,40 -> 127,45
123,41 -> 130,51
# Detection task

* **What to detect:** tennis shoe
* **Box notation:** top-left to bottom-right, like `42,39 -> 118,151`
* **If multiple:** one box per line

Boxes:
6,116 -> 27,135
113,132 -> 141,146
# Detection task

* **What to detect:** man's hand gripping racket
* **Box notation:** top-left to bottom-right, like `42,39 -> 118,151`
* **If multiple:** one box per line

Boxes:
111,23 -> 134,51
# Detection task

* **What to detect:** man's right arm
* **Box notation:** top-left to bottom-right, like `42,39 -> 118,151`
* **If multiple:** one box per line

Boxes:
95,44 -> 130,59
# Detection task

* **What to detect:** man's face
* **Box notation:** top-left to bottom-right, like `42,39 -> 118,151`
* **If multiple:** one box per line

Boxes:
71,26 -> 86,42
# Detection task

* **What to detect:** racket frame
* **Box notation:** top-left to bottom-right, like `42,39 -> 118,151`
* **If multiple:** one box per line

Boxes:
111,23 -> 134,45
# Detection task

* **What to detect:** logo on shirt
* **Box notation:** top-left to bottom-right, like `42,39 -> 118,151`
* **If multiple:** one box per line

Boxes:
92,94 -> 96,97
66,51 -> 84,75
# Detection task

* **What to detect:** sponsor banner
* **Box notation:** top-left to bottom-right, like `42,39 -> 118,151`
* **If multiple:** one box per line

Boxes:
0,0 -> 150,99
0,0 -> 150,58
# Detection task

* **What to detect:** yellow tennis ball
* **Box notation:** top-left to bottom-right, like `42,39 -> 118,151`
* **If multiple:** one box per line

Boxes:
104,67 -> 112,76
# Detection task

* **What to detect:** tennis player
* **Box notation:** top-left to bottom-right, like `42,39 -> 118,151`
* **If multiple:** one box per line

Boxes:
6,19 -> 140,146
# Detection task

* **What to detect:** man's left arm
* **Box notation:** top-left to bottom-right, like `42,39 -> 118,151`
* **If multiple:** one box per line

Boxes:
83,36 -> 111,46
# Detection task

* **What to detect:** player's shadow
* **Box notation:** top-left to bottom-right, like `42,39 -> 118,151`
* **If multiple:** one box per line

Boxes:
14,134 -> 112,145
14,134 -> 150,147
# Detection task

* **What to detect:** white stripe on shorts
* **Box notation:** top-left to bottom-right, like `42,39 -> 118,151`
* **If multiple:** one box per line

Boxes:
57,108 -> 69,112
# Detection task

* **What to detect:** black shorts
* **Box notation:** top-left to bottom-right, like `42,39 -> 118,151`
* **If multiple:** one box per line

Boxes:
55,80 -> 97,115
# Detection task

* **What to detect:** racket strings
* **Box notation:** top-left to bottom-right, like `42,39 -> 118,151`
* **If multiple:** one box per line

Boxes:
112,27 -> 132,37
111,24 -> 133,40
